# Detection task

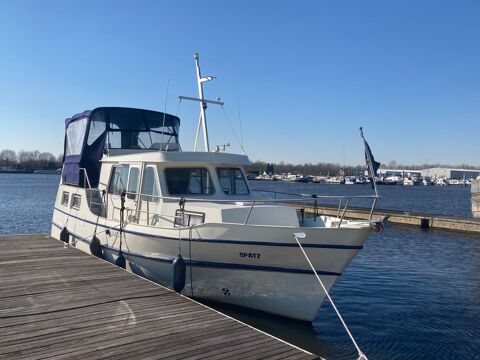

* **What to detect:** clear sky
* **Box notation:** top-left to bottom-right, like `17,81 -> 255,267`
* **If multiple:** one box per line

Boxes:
0,0 -> 479,166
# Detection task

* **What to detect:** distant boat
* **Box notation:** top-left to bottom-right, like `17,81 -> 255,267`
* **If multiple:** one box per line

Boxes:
403,177 -> 420,186
355,176 -> 368,185
344,176 -> 356,185
447,179 -> 461,186
384,175 -> 403,185
421,177 -> 434,186
435,178 -> 448,186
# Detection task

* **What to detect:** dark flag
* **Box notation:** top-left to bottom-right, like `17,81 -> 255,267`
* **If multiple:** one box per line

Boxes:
360,127 -> 380,191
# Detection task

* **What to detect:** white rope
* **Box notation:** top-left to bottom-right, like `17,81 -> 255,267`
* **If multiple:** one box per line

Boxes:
175,98 -> 182,116
293,233 -> 368,360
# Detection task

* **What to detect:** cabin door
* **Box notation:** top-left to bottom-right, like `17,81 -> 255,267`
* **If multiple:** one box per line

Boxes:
138,165 -> 161,226
124,166 -> 141,223
106,164 -> 141,223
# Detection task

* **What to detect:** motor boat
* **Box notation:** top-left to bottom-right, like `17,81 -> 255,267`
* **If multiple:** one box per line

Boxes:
403,177 -> 420,186
51,54 -> 380,322
344,176 -> 356,185
435,178 -> 448,186
384,175 -> 403,185
421,177 -> 434,186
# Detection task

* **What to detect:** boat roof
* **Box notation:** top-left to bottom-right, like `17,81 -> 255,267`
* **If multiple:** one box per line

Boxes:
101,150 -> 250,166
64,107 -> 180,128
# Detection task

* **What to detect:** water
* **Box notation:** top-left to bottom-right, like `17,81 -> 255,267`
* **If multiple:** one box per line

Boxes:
1,174 -> 479,359
0,174 -> 58,234
251,181 -> 473,218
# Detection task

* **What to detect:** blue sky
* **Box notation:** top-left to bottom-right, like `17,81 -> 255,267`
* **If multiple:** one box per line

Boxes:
0,0 -> 479,166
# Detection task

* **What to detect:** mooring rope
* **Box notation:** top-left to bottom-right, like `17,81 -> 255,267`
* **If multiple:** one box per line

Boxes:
293,232 -> 368,360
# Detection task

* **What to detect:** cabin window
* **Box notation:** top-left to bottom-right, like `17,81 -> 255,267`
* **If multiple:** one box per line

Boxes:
87,111 -> 107,145
165,168 -> 214,195
127,167 -> 140,200
141,166 -> 159,202
61,192 -> 69,206
65,117 -> 88,156
108,165 -> 129,195
217,168 -> 249,195
71,194 -> 81,209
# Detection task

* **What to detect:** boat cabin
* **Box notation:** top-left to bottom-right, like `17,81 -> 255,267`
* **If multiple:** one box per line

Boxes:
63,107 -> 180,188
60,107 -> 294,228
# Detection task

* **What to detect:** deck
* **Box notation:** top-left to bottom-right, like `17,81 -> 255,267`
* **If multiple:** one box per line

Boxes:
0,234 -> 318,360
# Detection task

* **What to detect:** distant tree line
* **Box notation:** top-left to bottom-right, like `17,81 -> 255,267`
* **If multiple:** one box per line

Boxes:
381,160 -> 480,171
0,149 -> 62,172
247,160 -> 480,176
246,161 -> 365,177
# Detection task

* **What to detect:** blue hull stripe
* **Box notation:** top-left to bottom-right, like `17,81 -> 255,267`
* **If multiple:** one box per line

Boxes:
52,206 -> 362,250
51,221 -> 342,276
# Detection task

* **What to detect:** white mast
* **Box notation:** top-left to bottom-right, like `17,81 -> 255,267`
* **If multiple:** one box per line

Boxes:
179,52 -> 223,152
195,53 -> 209,152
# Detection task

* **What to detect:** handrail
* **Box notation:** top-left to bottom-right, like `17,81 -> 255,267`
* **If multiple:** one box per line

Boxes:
251,189 -> 380,200
104,188 -> 379,227
107,189 -> 378,204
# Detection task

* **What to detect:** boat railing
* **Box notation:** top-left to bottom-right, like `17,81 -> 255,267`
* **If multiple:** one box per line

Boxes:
102,189 -> 379,229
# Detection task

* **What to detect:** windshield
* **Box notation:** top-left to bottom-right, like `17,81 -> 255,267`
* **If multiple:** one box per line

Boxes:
90,108 -> 180,150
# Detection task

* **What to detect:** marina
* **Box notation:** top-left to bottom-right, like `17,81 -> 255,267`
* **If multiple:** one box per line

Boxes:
0,233 -> 316,359
1,2 -> 479,358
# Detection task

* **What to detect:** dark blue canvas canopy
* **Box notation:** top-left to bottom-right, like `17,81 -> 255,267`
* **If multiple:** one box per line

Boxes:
63,107 -> 180,188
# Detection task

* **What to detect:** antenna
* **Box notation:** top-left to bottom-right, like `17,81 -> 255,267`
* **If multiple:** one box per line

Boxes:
178,53 -> 223,152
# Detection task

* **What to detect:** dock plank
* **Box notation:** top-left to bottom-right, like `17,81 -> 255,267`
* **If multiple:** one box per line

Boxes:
0,234 -> 318,359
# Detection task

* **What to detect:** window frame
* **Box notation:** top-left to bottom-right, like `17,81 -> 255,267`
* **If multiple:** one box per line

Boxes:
70,194 -> 82,209
164,167 -> 215,196
126,166 -> 140,200
61,191 -> 70,206
141,165 -> 160,203
216,167 -> 250,195
108,165 -> 130,195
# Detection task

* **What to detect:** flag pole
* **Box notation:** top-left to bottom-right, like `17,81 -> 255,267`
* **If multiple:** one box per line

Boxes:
359,127 -> 379,197
360,127 -> 379,220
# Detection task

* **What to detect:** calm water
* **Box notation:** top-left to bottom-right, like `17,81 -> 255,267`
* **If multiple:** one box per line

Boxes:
0,174 -> 479,359
251,180 -> 474,218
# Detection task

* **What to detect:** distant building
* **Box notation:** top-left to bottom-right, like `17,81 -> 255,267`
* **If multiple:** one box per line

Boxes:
421,168 -> 480,180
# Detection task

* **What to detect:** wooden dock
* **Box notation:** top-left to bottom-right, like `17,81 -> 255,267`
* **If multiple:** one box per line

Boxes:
303,204 -> 480,234
0,234 -> 318,360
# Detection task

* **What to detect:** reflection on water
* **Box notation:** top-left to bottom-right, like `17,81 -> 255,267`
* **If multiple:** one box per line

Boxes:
1,175 -> 479,359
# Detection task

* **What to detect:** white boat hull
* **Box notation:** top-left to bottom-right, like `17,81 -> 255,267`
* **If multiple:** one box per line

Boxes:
51,200 -> 371,321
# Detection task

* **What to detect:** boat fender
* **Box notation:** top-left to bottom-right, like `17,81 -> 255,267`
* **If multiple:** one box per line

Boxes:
172,254 -> 186,293
89,236 -> 104,258
115,253 -> 126,269
60,227 -> 70,243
